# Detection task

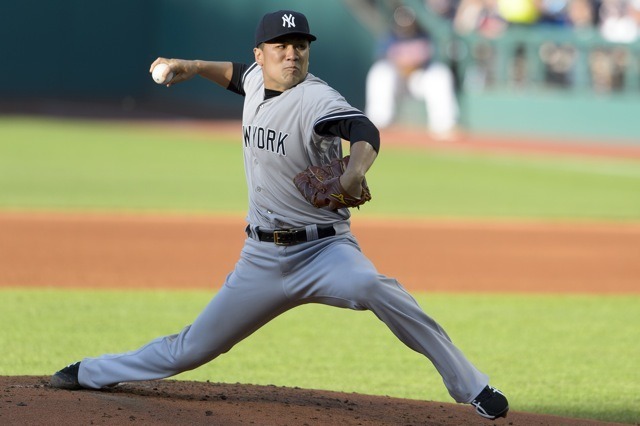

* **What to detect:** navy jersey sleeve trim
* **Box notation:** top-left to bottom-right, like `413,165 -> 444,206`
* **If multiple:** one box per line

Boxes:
313,110 -> 366,128
242,62 -> 259,87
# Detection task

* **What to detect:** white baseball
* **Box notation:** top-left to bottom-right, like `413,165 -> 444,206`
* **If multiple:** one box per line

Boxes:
152,63 -> 174,85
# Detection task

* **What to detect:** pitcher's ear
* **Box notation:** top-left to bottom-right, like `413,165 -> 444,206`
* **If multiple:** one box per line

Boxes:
254,47 -> 264,66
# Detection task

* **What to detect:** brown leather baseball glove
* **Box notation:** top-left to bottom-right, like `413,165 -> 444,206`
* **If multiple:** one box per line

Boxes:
293,156 -> 372,210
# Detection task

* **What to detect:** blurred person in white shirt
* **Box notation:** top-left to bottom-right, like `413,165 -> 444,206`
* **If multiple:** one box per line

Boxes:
365,6 -> 459,139
599,0 -> 640,43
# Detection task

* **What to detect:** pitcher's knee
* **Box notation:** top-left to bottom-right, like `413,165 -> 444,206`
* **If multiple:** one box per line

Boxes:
170,340 -> 231,372
165,326 -> 219,372
171,350 -> 216,372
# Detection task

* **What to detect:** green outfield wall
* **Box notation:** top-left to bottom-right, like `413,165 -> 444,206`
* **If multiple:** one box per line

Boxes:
1,0 -> 373,117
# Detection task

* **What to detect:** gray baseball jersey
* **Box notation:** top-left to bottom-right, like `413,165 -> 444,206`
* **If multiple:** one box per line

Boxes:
76,63 -> 489,404
240,62 -> 356,229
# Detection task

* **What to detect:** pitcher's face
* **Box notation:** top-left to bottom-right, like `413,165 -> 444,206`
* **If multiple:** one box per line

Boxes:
255,36 -> 310,91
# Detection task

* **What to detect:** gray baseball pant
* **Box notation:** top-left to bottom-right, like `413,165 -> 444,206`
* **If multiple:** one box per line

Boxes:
79,230 -> 488,403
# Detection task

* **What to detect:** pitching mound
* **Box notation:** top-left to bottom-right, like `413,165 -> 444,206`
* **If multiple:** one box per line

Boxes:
1,377 -> 620,426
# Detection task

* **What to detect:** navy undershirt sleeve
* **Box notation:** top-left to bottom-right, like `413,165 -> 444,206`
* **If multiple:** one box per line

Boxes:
227,63 -> 250,96
314,116 -> 381,153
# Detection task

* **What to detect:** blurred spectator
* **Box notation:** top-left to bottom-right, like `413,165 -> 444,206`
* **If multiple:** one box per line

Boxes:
496,0 -> 544,85
599,0 -> 640,42
589,0 -> 640,91
539,0 -> 597,87
496,0 -> 543,25
365,6 -> 459,139
425,0 -> 460,21
453,0 -> 508,91
538,0 -> 572,26
453,0 -> 508,38
568,0 -> 597,28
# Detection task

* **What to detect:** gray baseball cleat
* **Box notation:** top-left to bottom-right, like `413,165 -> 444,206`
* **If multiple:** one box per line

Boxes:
50,361 -> 83,390
471,385 -> 509,420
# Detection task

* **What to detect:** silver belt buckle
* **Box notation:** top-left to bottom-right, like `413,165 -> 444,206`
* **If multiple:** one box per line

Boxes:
273,229 -> 297,246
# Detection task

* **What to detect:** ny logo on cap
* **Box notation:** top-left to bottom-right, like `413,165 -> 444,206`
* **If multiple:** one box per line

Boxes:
282,13 -> 296,28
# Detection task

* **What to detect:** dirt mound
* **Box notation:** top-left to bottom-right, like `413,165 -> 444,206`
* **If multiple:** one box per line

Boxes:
0,376 -> 621,425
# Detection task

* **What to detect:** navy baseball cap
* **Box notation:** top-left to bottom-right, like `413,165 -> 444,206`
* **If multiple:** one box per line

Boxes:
255,10 -> 317,47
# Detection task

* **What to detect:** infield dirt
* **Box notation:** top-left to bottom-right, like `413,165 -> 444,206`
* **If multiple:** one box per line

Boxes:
0,376 -> 625,425
1,212 -> 637,293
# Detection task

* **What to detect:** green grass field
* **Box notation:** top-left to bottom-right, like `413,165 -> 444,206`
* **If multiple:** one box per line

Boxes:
1,116 -> 639,423
2,289 -> 638,423
1,116 -> 639,219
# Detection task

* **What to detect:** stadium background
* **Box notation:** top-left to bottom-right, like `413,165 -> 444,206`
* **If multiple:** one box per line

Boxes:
2,0 -> 640,142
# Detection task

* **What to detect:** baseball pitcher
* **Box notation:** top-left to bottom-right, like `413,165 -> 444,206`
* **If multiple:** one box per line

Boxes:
51,10 -> 508,421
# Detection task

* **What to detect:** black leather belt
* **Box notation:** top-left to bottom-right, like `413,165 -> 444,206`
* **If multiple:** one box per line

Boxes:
246,225 -> 336,246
